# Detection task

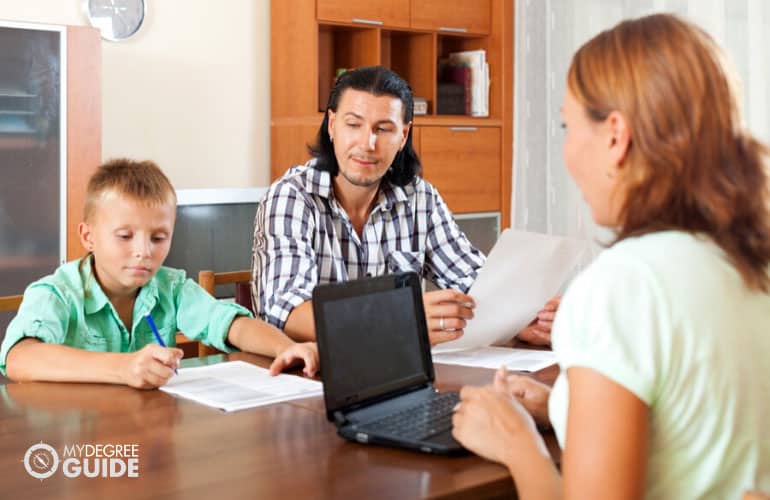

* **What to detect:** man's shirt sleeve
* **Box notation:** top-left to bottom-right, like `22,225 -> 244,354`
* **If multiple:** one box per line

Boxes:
252,181 -> 318,329
424,188 -> 486,292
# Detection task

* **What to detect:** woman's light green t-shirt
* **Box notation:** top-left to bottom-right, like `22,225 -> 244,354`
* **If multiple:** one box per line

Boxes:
549,231 -> 770,499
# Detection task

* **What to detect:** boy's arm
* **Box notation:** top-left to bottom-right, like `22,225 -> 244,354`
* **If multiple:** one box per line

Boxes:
5,338 -> 182,389
225,317 -> 318,376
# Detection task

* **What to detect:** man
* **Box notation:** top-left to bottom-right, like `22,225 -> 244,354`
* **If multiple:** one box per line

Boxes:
252,66 -> 557,346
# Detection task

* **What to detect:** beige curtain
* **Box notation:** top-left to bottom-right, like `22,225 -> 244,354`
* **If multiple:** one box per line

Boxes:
511,0 -> 770,262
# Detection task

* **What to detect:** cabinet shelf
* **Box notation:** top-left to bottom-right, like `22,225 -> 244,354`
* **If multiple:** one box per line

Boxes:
317,23 -> 493,119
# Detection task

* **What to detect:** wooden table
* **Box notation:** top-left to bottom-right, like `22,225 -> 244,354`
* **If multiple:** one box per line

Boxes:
0,352 -> 559,500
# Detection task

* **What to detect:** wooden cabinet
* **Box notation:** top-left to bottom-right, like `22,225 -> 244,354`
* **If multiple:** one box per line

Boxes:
271,0 -> 512,222
418,126 -> 501,212
0,23 -> 100,269
411,0 -> 491,35
270,121 -> 319,180
317,0 -> 410,28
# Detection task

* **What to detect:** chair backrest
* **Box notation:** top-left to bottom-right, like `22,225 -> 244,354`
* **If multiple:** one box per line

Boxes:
196,270 -> 253,357
198,270 -> 254,313
0,295 -> 23,312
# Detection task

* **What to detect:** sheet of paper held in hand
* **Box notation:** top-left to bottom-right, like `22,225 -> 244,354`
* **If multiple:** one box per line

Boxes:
432,229 -> 587,359
160,361 -> 322,412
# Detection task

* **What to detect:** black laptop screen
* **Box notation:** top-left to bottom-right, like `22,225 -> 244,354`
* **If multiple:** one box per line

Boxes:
318,281 -> 432,413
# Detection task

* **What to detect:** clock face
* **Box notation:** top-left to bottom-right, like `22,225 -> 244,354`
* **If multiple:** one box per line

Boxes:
86,0 -> 146,41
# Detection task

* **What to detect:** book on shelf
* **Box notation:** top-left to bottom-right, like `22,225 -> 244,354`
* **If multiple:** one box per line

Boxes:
437,60 -> 470,115
445,65 -> 471,115
437,83 -> 465,115
446,49 -> 489,117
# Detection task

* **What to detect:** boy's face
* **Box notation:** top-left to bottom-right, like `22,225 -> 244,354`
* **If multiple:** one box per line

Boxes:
78,192 -> 175,297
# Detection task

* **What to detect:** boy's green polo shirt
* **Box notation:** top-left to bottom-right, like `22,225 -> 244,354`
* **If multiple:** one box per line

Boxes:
0,257 -> 252,375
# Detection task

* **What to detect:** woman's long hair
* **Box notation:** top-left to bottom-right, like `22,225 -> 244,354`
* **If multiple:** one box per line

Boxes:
568,13 -> 770,292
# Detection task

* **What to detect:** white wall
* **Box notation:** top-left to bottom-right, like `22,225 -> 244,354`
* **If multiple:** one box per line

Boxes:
0,0 -> 271,188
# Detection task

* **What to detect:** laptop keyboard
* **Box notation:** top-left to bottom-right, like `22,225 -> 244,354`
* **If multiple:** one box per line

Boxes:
357,391 -> 460,441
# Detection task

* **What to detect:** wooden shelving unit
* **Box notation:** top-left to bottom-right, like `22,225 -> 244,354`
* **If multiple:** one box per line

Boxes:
271,0 -> 512,225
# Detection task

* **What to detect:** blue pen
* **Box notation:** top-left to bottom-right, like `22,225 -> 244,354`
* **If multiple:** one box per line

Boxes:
144,313 -> 178,375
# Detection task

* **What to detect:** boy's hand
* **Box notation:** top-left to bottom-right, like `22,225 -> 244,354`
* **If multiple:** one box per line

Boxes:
269,342 -> 319,377
122,344 -> 183,389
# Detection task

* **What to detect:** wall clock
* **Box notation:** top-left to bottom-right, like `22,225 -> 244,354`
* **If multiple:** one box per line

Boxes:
84,0 -> 146,41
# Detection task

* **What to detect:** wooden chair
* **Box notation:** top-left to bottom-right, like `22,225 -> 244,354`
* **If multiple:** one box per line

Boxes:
175,270 -> 253,358
0,295 -> 23,384
0,295 -> 23,312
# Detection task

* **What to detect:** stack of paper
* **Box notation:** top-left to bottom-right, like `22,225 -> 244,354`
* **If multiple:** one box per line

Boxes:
160,361 -> 323,412
448,49 -> 489,117
432,347 -> 556,372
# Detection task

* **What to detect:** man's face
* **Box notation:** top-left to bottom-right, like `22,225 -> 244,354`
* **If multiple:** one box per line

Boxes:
327,89 -> 411,190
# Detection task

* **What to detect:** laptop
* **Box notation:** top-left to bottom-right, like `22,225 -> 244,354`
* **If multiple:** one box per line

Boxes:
312,272 -> 465,455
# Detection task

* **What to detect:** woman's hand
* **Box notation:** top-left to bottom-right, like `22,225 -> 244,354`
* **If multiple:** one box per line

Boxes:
423,289 -> 475,346
452,385 -> 546,466
494,367 -> 551,428
269,342 -> 319,377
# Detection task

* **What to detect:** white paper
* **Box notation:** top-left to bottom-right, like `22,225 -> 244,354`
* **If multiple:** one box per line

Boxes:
433,229 -> 587,353
160,360 -> 322,412
432,346 -> 557,372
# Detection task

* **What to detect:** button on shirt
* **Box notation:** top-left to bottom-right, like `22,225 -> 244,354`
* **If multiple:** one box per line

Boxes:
252,161 -> 486,329
0,256 -> 250,375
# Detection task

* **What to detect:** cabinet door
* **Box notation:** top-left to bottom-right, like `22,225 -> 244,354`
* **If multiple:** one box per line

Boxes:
411,0 -> 491,35
419,126 -> 500,213
317,0 -> 410,28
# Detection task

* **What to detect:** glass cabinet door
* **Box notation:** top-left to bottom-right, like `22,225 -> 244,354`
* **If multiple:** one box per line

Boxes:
0,23 -> 65,338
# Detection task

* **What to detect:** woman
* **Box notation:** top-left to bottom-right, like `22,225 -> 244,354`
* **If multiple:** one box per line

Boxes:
452,13 -> 770,500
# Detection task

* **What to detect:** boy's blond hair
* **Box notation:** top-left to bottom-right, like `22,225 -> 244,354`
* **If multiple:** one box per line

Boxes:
83,159 -> 176,222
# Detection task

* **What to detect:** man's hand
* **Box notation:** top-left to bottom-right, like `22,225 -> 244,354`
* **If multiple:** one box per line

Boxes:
423,289 -> 475,346
517,295 -> 561,345
121,344 -> 183,389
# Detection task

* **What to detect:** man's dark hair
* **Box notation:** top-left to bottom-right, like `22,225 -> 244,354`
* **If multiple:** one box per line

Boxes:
308,66 -> 421,186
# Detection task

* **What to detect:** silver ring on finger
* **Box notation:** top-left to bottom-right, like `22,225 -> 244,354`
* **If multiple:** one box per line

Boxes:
439,316 -> 445,331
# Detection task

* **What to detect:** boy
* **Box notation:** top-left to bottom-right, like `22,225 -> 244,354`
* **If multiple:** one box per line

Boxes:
1,159 -> 318,388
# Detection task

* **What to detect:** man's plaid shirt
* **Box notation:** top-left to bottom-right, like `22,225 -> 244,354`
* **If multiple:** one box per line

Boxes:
251,161 -> 485,329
